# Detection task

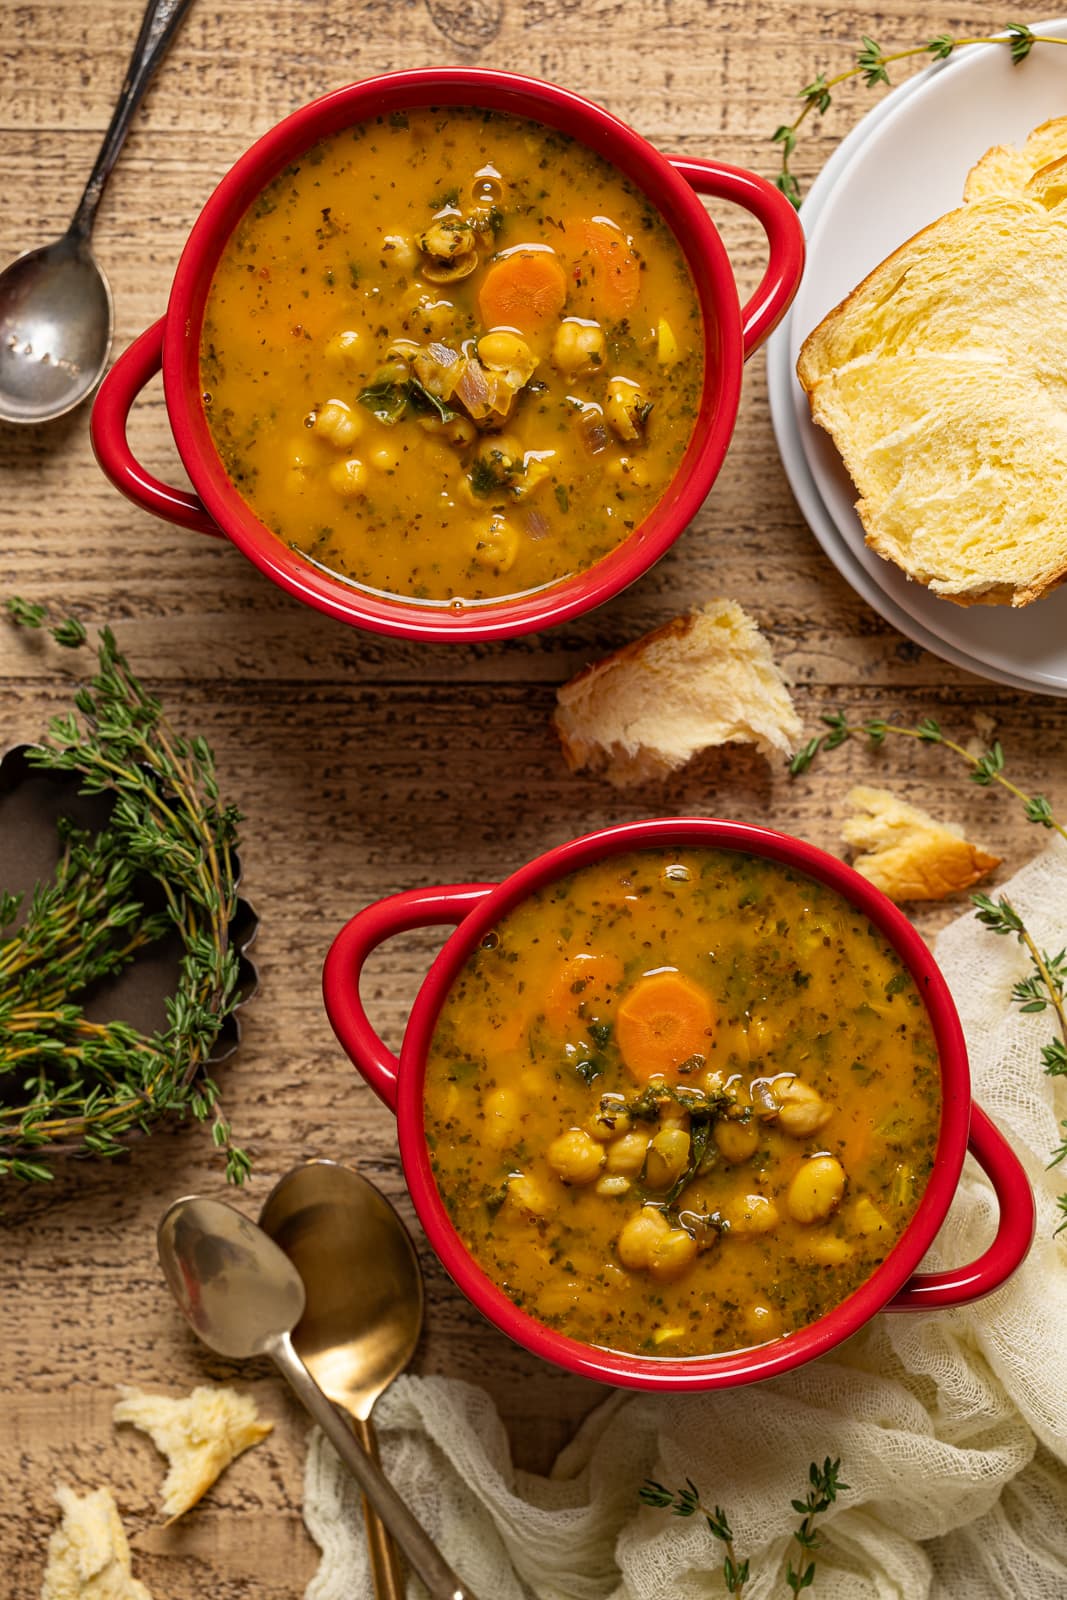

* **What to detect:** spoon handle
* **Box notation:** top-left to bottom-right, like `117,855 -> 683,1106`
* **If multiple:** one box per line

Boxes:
353,1415 -> 406,1600
70,0 -> 197,239
271,1332 -> 479,1600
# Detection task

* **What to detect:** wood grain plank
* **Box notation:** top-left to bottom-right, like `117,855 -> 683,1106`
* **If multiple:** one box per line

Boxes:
2,1 -> 1066,1594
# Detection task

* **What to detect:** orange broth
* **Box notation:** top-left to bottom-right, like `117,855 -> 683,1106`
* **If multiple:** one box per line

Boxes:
199,108 -> 703,607
424,848 -> 941,1358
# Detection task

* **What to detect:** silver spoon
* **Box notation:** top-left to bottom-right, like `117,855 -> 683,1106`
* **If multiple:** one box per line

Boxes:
259,1160 -> 424,1600
0,0 -> 195,424
158,1194 -> 478,1600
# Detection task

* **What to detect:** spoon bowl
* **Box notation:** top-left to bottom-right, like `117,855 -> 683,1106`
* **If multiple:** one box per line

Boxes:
158,1192 -> 476,1600
0,238 -> 114,424
0,0 -> 195,425
258,1159 -> 423,1421
157,1193 -> 306,1360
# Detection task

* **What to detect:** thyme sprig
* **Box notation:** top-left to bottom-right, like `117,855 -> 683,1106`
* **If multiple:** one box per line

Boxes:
1,602 -> 250,1184
790,713 -> 1066,847
641,1457 -> 847,1595
773,25 -> 1067,206
789,711 -> 1067,1230
973,893 -> 1067,1233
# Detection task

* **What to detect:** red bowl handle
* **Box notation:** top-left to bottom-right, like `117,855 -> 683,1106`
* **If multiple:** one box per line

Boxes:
668,157 -> 805,360
322,884 -> 495,1112
888,1103 -> 1035,1310
90,319 -> 221,536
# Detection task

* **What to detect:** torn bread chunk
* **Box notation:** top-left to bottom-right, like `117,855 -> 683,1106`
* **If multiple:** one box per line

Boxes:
842,785 -> 1001,901
113,1385 -> 272,1522
553,599 -> 803,787
40,1485 -> 152,1600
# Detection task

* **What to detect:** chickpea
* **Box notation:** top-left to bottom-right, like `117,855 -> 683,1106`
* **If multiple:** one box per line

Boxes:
608,455 -> 652,489
482,1086 -> 521,1150
777,1079 -> 832,1138
853,1195 -> 889,1237
551,318 -> 606,376
786,1155 -> 847,1224
473,433 -> 524,487
546,1128 -> 605,1187
418,414 -> 477,447
327,458 -> 367,498
314,398 -> 361,450
418,216 -> 475,261
588,1104 -> 630,1142
325,329 -> 363,368
381,233 -> 417,269
649,1227 -> 699,1283
604,377 -> 649,442
370,445 -> 401,473
713,1116 -> 759,1165
807,1234 -> 854,1266
477,330 -> 536,381
507,1172 -> 552,1218
386,338 -> 422,362
657,317 -> 679,366
745,1303 -> 783,1340
595,1173 -> 631,1198
472,513 -> 519,574
616,1205 -> 670,1270
644,1128 -> 691,1190
605,1129 -> 650,1176
724,1193 -> 779,1234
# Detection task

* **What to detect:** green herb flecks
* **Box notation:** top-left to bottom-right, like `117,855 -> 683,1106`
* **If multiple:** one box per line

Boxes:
357,373 -> 455,426
773,27 -> 1067,207
0,603 -> 250,1184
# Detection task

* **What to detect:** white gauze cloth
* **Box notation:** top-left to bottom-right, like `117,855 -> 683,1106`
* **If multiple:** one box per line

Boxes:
304,841 -> 1067,1599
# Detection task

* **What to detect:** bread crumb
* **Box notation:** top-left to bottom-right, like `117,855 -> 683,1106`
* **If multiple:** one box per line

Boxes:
113,1385 -> 272,1522
40,1485 -> 152,1600
552,600 -> 803,787
842,786 -> 1001,902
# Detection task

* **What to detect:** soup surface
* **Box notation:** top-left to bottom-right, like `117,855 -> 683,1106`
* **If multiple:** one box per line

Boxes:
200,107 -> 704,606
424,848 -> 941,1358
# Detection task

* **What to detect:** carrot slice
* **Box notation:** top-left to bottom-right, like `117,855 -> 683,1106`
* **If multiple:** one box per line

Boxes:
615,971 -> 715,1083
564,218 -> 641,315
478,250 -> 568,334
542,950 -> 625,1036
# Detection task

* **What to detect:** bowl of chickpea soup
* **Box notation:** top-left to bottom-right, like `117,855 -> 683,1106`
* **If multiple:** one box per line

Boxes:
323,818 -> 1034,1389
91,69 -> 804,642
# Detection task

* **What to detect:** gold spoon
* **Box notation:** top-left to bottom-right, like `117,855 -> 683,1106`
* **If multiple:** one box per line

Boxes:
158,1193 -> 475,1600
259,1160 -> 423,1600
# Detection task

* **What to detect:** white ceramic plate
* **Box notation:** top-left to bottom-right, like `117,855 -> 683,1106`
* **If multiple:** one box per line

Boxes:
767,20 -> 1067,696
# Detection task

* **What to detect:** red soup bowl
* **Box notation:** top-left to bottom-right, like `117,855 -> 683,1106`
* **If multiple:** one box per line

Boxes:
90,69 -> 804,644
323,817 -> 1034,1391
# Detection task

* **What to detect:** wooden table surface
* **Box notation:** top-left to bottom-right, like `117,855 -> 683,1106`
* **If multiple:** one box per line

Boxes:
2,2 -> 1065,1594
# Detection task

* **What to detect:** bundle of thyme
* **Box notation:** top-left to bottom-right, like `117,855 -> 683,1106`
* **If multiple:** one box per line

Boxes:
641,1457 -> 847,1595
772,24 -> 1067,206
791,712 -> 1066,1232
0,600 -> 250,1184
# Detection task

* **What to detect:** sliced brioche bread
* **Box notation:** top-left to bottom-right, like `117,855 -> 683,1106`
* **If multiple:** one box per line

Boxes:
553,600 -> 802,787
41,1485 -> 152,1600
113,1385 -> 272,1522
962,115 -> 1067,201
841,784 -> 1000,901
797,190 -> 1067,606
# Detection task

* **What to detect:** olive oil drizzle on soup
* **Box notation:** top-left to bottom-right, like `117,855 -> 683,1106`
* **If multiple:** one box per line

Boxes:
200,108 -> 703,606
424,849 -> 941,1359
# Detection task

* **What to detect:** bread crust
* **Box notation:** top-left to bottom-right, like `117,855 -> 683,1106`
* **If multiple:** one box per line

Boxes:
553,600 -> 802,787
841,785 -> 1000,902
798,119 -> 1067,609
